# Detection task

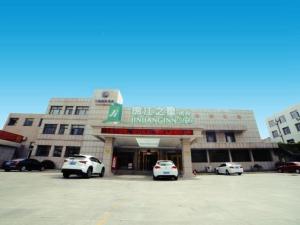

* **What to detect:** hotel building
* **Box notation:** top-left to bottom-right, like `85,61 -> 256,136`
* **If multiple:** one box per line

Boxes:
2,89 -> 278,177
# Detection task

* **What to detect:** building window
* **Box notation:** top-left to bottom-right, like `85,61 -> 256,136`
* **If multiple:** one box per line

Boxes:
38,119 -> 43,127
49,106 -> 63,115
230,150 -> 251,162
75,106 -> 89,115
58,124 -> 68,135
43,124 -> 57,134
23,118 -> 34,126
64,146 -> 81,157
295,123 -> 300,132
53,146 -> 63,157
282,127 -> 291,135
64,106 -> 74,115
209,150 -> 230,162
225,132 -> 236,143
272,130 -> 279,138
287,139 -> 295,144
191,150 -> 208,162
290,110 -> 300,119
252,149 -> 272,161
70,125 -> 85,135
278,115 -> 286,123
35,145 -> 51,157
268,120 -> 276,127
7,118 -> 19,126
206,131 -> 217,143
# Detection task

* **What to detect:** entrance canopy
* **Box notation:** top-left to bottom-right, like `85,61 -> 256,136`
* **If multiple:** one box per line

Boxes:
113,136 -> 182,149
94,127 -> 196,149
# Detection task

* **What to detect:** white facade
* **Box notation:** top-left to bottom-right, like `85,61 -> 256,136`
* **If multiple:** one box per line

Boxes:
266,104 -> 300,144
2,89 -> 278,177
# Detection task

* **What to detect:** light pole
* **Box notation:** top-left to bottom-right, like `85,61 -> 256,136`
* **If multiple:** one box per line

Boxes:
275,117 -> 285,143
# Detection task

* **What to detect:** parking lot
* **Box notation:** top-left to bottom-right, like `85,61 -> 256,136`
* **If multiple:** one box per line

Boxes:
0,171 -> 299,225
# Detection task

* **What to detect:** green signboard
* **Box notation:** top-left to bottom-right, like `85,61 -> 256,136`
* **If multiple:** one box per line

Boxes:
131,107 -> 194,125
104,103 -> 123,123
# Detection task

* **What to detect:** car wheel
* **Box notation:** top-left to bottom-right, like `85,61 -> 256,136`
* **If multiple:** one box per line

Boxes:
238,173 -> 242,176
226,170 -> 230,175
85,167 -> 92,178
99,168 -> 105,177
153,175 -> 157,180
174,176 -> 178,181
296,169 -> 300,174
20,166 -> 26,172
63,173 -> 69,178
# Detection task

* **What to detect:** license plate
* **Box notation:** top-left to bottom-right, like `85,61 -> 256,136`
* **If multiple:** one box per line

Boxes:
163,171 -> 170,175
70,161 -> 76,165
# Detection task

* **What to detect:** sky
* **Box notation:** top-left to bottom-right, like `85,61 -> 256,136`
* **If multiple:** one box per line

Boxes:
0,0 -> 299,138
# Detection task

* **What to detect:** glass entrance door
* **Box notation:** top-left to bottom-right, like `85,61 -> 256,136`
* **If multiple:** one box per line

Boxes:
139,150 -> 158,171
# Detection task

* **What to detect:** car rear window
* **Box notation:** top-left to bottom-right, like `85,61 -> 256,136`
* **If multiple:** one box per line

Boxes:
69,156 -> 86,159
158,162 -> 173,166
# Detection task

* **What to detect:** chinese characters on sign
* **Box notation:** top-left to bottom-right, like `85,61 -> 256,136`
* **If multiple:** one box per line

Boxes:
131,107 -> 194,125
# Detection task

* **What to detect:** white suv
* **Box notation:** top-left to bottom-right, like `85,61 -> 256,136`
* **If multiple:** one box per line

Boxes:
61,155 -> 105,178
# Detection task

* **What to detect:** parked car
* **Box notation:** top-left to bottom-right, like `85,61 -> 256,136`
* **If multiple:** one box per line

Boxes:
277,162 -> 300,174
41,160 -> 55,169
1,160 -> 8,169
215,163 -> 243,175
153,160 -> 178,180
61,155 -> 105,178
3,158 -> 45,172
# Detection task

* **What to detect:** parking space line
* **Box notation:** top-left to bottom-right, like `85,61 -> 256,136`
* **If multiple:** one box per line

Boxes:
97,212 -> 111,225
97,202 -> 122,225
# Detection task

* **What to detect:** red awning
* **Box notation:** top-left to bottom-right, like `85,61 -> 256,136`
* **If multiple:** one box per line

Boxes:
0,130 -> 24,143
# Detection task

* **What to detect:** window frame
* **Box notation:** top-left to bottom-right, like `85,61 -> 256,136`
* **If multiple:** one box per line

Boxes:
53,146 -> 63,157
64,146 -> 81,157
282,126 -> 291,135
272,130 -> 279,138
23,118 -> 34,126
206,131 -> 217,143
225,132 -> 236,143
74,106 -> 89,115
70,125 -> 85,135
7,117 -> 19,126
35,145 -> 51,157
295,123 -> 300,132
42,124 -> 58,134
290,110 -> 300,119
64,106 -> 74,115
58,124 -> 68,135
49,106 -> 63,115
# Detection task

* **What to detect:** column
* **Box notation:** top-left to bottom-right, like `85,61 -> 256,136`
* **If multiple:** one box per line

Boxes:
182,138 -> 193,178
206,149 -> 210,163
228,149 -> 233,162
48,145 -> 55,158
102,137 -> 114,177
249,149 -> 254,162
